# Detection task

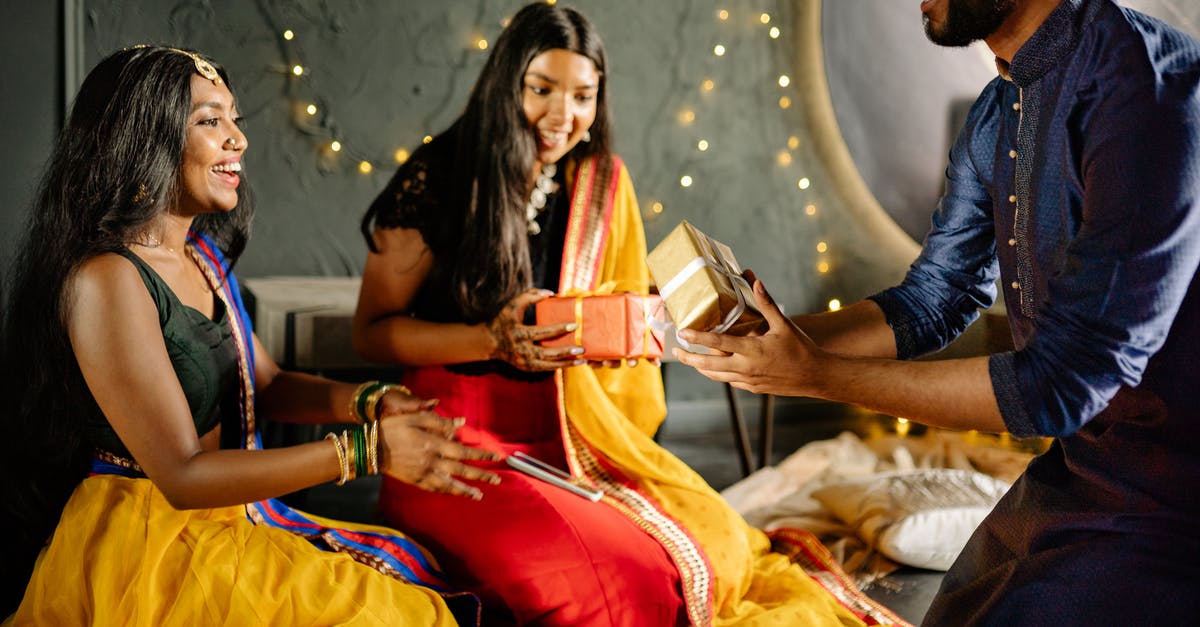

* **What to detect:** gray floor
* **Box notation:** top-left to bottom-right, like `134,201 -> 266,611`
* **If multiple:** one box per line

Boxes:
290,395 -> 942,625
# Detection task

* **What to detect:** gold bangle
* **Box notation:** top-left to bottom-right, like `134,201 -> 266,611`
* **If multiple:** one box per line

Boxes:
325,432 -> 349,486
367,421 -> 380,475
341,431 -> 357,482
348,380 -> 379,423
364,384 -> 392,423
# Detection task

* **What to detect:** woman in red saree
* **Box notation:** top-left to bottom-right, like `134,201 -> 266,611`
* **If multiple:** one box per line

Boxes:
355,4 -> 902,626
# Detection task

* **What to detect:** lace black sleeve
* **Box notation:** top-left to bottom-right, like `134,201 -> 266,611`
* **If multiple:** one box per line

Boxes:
361,155 -> 441,253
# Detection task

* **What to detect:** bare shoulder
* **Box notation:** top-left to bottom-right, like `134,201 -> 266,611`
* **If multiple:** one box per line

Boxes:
66,252 -> 153,317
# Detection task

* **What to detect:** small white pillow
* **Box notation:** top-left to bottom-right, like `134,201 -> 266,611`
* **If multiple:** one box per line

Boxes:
810,469 -> 1009,571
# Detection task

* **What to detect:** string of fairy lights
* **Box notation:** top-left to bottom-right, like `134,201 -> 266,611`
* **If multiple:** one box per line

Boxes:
270,1 -> 841,313
655,6 -> 842,314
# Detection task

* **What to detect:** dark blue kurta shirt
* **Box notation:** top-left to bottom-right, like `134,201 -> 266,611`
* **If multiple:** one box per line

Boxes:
870,0 -> 1200,623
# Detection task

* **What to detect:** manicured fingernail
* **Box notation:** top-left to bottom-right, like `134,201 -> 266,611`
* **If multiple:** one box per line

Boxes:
471,490 -> 483,501
452,417 -> 466,427
489,475 -> 502,484
678,329 -> 694,340
572,359 -> 586,366
570,347 -> 585,355
565,323 -> 578,331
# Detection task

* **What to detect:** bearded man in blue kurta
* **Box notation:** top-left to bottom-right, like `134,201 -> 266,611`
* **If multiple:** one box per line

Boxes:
675,0 -> 1200,624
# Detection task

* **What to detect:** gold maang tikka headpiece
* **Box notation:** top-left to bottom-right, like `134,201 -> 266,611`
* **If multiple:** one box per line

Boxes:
127,44 -> 223,85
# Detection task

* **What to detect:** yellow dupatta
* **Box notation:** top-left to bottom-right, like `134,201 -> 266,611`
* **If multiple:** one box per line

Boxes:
554,156 -> 904,626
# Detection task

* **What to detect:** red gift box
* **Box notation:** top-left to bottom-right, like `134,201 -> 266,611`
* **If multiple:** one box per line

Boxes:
535,294 -> 666,360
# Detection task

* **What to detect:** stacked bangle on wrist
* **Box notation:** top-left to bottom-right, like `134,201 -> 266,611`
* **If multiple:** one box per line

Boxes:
326,422 -> 381,486
349,380 -> 416,423
349,380 -> 383,423
325,432 -> 350,486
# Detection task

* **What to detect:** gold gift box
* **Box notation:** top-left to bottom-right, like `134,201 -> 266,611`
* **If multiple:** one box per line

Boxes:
645,221 -> 763,336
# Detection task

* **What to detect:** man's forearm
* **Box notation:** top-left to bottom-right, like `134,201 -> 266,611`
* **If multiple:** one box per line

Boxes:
814,352 -> 1007,433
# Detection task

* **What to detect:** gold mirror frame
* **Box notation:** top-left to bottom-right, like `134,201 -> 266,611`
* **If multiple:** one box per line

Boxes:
794,1 -> 922,262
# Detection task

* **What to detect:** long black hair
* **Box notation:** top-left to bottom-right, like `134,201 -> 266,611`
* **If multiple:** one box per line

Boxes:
362,2 -> 614,322
0,45 -> 253,614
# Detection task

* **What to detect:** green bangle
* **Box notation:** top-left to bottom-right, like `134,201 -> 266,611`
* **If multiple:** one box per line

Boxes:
354,381 -> 386,423
352,427 -> 368,479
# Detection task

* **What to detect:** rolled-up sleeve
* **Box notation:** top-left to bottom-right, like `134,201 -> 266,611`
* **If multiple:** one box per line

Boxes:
870,91 -> 1001,360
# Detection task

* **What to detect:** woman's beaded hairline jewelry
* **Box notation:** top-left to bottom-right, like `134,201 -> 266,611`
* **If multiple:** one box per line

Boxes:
126,44 -> 223,85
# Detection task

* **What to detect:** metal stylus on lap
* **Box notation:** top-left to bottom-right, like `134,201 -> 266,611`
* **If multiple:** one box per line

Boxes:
506,451 -> 604,502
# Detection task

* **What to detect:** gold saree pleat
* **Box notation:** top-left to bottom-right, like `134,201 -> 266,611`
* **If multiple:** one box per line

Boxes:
557,158 -> 876,626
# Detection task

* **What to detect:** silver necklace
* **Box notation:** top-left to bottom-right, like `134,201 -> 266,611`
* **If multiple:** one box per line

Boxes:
525,163 -> 558,235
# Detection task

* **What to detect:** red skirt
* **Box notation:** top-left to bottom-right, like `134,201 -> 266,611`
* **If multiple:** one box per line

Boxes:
379,366 -> 686,626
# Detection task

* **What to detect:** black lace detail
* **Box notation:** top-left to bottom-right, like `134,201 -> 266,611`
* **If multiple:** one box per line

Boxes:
374,156 -> 437,237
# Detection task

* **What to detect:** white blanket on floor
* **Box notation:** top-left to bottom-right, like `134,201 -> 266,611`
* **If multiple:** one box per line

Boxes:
721,430 -> 1036,582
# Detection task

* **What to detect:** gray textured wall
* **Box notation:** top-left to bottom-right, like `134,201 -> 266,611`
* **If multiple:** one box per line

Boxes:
77,0 -> 912,311
0,3 -> 60,277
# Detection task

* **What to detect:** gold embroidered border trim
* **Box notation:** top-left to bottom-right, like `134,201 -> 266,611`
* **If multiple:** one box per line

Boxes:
559,156 -> 619,293
554,371 -> 714,626
189,245 -> 257,452
569,421 -> 714,626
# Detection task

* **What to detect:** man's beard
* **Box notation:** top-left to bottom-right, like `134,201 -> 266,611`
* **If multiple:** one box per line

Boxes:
924,0 -> 1017,47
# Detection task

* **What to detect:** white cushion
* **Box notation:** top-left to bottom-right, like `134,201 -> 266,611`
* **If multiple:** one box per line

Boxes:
810,469 -> 1009,570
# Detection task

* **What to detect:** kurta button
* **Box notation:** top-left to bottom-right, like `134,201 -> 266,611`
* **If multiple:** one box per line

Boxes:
1008,238 -> 1016,246
1012,102 -> 1021,111
1011,281 -> 1020,289
1009,149 -> 1018,158
1008,195 -> 1017,203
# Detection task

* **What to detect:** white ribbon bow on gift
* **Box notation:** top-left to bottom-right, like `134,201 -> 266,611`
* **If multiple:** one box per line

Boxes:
654,255 -> 752,352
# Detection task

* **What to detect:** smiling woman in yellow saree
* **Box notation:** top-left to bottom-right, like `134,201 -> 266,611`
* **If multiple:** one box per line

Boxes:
0,45 -> 495,626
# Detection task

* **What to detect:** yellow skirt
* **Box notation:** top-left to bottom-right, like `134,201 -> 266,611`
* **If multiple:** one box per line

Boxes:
8,475 -> 458,626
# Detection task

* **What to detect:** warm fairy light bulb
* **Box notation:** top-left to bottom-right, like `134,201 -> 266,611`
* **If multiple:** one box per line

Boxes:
816,241 -> 828,253
423,135 -> 433,144
283,29 -> 295,41
546,0 -> 557,5
805,203 -> 817,215
788,136 -> 800,149
776,151 -> 792,166
717,9 -> 729,21
779,96 -> 792,109
292,65 -> 304,76
714,44 -> 726,56
358,161 -> 373,174
652,202 -> 664,214
678,109 -> 696,125
305,104 -> 317,116
680,175 -> 694,188
760,13 -> 771,24
778,75 -> 791,87
476,38 -> 488,50
769,26 -> 781,39
701,78 -> 715,92
394,148 -> 410,163
697,139 -> 709,151
896,417 -> 911,437
818,261 -> 830,273
329,140 -> 342,152
828,299 -> 842,311
797,177 -> 811,190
